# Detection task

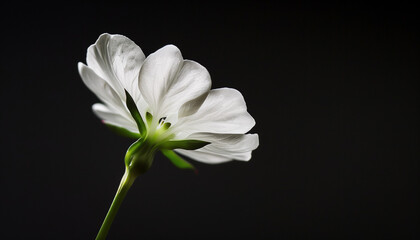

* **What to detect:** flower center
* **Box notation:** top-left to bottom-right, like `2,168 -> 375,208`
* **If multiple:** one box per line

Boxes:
146,112 -> 174,143
158,117 -> 171,129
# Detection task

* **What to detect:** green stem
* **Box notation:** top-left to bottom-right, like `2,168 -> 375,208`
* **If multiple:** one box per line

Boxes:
95,168 -> 136,240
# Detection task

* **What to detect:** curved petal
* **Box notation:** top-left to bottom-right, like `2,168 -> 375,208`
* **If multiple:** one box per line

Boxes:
78,63 -> 125,112
138,45 -> 211,121
138,45 -> 183,116
86,33 -> 145,101
175,133 -> 259,164
92,103 -> 139,133
176,60 -> 212,118
188,132 -> 260,155
174,149 -> 232,164
175,88 -> 256,136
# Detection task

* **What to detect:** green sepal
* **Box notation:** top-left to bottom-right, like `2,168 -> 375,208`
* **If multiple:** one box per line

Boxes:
161,149 -> 196,172
124,138 -> 157,176
162,122 -> 171,130
160,139 -> 210,150
146,112 -> 153,125
104,123 -> 141,139
125,90 -> 147,136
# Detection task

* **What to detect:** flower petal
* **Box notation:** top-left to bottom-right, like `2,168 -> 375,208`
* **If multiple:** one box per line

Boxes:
174,149 -> 232,164
138,45 -> 211,120
175,133 -> 259,164
92,103 -> 138,133
86,33 -> 145,101
78,62 -> 125,111
176,60 -> 212,118
176,88 -> 256,136
138,45 -> 183,115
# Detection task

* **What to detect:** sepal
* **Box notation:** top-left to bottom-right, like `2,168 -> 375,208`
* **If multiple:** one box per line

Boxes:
104,123 -> 141,139
161,149 -> 197,172
159,139 -> 210,150
124,139 -> 157,176
125,90 -> 147,136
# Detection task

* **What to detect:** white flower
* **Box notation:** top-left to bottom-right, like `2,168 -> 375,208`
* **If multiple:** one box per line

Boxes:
78,33 -> 258,168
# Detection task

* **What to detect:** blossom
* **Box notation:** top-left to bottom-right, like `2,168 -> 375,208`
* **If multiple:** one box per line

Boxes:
78,33 -> 258,172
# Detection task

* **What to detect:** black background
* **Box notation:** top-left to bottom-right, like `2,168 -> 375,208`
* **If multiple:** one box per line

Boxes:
0,2 -> 418,239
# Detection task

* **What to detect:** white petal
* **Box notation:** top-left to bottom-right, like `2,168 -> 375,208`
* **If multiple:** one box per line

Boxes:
176,88 -> 255,135
175,133 -> 259,164
92,103 -> 139,133
176,60 -> 212,118
174,149 -> 232,164
138,45 -> 211,120
78,63 -> 124,111
138,45 -> 183,115
189,132 -> 259,155
86,33 -> 145,101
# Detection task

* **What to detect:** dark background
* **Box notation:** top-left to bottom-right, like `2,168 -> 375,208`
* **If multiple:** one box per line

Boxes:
0,2 -> 418,239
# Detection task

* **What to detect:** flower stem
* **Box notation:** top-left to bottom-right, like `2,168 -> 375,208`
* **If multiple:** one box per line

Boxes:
95,168 -> 136,240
